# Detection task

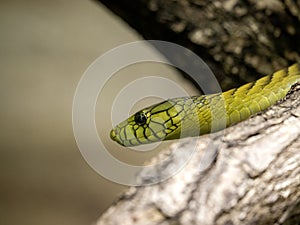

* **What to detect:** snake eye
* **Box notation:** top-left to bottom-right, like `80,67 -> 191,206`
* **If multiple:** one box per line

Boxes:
134,111 -> 147,125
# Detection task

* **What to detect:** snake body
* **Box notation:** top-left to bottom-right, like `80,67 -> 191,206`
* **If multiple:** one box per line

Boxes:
110,63 -> 300,146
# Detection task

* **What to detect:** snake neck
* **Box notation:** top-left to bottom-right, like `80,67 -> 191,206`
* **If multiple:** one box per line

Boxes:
192,63 -> 300,135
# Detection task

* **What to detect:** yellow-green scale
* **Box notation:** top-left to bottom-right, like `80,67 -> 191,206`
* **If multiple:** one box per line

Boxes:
110,63 -> 300,146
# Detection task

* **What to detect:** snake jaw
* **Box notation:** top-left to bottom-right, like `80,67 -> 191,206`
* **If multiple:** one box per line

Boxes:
110,129 -> 125,146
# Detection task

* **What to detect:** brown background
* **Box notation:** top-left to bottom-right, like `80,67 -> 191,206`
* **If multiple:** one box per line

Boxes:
0,1 -> 198,224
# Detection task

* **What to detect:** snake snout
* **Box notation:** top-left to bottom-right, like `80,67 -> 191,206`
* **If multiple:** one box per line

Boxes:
110,129 -> 127,146
110,129 -> 117,141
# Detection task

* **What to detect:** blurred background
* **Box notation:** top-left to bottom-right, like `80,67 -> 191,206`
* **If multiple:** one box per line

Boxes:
0,1 -> 198,224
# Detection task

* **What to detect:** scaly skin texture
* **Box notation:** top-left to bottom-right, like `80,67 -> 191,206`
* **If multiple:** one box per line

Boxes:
110,63 -> 300,146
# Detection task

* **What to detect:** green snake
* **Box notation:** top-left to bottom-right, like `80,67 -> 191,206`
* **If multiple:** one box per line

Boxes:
110,63 -> 300,146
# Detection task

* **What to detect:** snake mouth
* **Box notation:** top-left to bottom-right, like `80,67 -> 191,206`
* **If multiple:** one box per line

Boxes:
110,129 -> 125,146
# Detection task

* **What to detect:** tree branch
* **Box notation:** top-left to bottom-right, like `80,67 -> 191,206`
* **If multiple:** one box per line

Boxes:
96,83 -> 300,225
94,1 -> 300,224
97,0 -> 300,89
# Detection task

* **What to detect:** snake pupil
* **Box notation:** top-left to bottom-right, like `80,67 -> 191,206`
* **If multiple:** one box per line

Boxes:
134,112 -> 147,125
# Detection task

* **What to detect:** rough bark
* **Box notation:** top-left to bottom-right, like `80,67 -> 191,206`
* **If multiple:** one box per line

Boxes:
95,85 -> 300,225
94,1 -> 300,224
97,0 -> 300,90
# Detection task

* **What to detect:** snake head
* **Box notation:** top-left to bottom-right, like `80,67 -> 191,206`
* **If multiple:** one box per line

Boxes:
110,100 -> 187,147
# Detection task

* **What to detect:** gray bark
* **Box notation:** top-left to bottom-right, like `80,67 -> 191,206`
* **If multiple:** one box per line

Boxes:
98,0 -> 300,90
95,1 -> 300,224
95,86 -> 300,225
